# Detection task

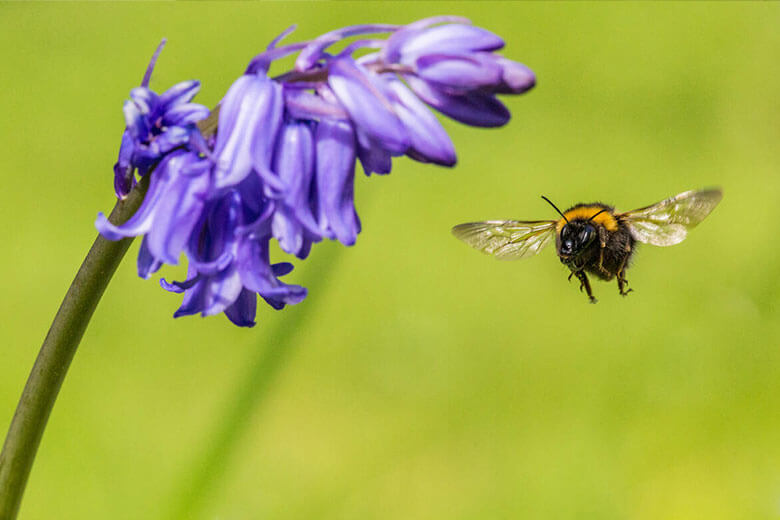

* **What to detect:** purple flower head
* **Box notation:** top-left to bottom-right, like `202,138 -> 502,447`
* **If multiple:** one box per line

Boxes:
113,40 -> 209,198
97,19 -> 535,327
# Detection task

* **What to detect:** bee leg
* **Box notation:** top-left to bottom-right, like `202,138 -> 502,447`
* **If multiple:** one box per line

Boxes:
575,271 -> 597,304
616,245 -> 633,297
617,273 -> 633,296
596,248 -> 611,278
595,230 -> 612,278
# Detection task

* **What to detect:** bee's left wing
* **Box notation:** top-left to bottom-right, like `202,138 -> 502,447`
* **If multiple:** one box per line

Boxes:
618,188 -> 722,246
451,220 -> 557,260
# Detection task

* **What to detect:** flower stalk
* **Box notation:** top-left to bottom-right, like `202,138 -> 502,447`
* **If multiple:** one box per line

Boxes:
0,176 -> 149,520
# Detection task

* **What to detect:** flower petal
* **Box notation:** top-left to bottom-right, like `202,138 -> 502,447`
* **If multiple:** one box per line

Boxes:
283,88 -> 349,120
137,236 -> 162,279
200,268 -> 244,316
113,130 -> 136,199
315,119 -> 361,245
122,99 -> 149,142
327,57 -> 409,154
274,120 -> 320,234
356,132 -> 393,175
128,87 -> 156,116
492,57 -> 536,94
145,153 -> 211,265
271,211 -> 304,255
171,265 -> 244,318
188,191 -> 241,265
237,237 -> 307,305
386,22 -> 504,63
96,152 -> 175,240
385,79 -> 456,166
405,76 -> 509,128
163,103 -> 210,126
158,80 -> 201,108
147,126 -> 191,157
415,53 -> 502,90
213,74 -> 283,189
224,288 -> 258,327
163,264 -> 201,294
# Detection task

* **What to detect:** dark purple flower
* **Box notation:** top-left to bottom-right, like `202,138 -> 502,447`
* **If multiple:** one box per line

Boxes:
98,18 -> 535,327
161,189 -> 306,326
113,41 -> 209,198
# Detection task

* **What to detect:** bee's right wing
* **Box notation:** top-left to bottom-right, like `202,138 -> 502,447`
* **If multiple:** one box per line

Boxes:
451,220 -> 557,260
618,188 -> 723,246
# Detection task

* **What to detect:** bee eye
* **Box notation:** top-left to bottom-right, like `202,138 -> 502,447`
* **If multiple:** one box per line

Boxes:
581,227 -> 594,243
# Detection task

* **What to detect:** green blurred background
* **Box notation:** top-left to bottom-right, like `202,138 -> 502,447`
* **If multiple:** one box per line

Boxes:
1,2 -> 779,519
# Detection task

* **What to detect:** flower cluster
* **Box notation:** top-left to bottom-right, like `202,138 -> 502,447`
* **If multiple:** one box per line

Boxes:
97,17 -> 535,327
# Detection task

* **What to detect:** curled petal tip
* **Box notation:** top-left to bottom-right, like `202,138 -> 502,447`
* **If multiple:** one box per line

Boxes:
494,58 -> 536,94
95,213 -> 126,241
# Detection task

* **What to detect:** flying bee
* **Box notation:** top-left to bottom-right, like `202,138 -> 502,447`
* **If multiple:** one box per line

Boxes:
452,188 -> 723,303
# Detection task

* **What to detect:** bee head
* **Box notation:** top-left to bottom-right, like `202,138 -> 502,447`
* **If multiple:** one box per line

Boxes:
541,196 -> 607,260
559,220 -> 597,258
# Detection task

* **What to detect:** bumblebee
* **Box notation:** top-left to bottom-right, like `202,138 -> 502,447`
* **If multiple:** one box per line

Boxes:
452,188 -> 722,303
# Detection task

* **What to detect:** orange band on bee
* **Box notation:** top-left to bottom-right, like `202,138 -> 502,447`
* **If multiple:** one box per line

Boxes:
556,206 -> 618,232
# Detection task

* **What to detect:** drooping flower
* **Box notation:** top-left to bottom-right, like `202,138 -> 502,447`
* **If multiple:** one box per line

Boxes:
97,17 -> 536,327
270,119 -> 321,259
160,183 -> 306,327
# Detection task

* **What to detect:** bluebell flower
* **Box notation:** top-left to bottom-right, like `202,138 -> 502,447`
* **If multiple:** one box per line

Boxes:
97,18 -> 535,327
270,119 -> 321,259
212,73 -> 284,192
381,16 -> 535,126
160,185 -> 306,327
98,150 -> 211,270
112,41 -> 209,198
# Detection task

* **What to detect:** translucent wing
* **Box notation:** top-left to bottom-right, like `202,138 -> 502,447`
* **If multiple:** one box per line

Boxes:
451,220 -> 557,260
619,188 -> 723,246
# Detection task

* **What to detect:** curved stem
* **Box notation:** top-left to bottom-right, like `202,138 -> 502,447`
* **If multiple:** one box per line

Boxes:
0,176 -> 149,520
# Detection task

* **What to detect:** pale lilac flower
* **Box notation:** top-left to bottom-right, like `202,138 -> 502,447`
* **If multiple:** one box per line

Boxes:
270,120 -> 321,258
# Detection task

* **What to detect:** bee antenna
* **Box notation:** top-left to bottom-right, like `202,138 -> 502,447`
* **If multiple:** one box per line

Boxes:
588,208 -> 608,221
541,195 -> 568,223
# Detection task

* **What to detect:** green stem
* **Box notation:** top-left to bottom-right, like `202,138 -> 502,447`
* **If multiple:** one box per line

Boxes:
0,177 -> 148,520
